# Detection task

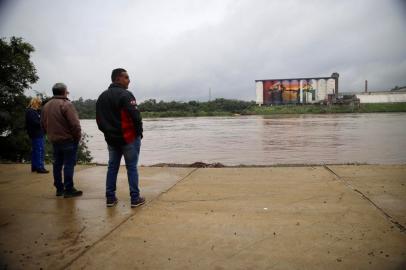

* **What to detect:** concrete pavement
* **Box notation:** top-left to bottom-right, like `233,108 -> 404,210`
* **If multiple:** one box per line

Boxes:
0,164 -> 405,269
0,164 -> 195,269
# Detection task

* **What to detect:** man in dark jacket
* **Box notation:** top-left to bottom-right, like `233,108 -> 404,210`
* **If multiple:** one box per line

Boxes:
96,68 -> 144,208
41,83 -> 83,198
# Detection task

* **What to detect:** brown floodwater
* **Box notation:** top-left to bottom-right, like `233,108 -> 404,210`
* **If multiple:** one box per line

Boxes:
82,113 -> 406,165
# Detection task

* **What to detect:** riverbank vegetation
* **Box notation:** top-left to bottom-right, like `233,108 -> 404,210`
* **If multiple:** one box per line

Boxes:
249,102 -> 406,115
72,97 -> 406,119
0,37 -> 92,163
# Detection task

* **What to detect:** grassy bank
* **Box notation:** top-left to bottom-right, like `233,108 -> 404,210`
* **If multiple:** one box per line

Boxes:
141,110 -> 233,118
246,102 -> 406,115
139,103 -> 406,118
358,102 -> 406,112
77,102 -> 406,119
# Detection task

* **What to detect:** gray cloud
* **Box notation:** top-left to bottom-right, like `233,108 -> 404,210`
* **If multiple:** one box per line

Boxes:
1,0 -> 405,101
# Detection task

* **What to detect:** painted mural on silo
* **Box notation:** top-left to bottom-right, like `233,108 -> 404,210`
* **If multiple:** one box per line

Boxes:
302,80 -> 316,103
262,80 -> 316,105
260,78 -> 336,105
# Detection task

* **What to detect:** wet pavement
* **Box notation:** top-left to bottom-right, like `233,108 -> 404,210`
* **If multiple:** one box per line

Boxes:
0,164 -> 194,269
0,164 -> 405,269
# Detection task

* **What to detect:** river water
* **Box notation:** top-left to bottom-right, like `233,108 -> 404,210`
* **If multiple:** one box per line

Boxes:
81,113 -> 406,165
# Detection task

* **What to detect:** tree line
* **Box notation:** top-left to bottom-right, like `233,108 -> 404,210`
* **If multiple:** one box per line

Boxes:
73,98 -> 257,119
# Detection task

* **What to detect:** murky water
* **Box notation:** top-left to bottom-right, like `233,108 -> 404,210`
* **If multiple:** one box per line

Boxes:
82,113 -> 406,165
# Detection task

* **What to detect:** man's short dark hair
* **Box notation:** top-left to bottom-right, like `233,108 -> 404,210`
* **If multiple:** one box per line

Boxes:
111,68 -> 127,82
52,83 -> 67,96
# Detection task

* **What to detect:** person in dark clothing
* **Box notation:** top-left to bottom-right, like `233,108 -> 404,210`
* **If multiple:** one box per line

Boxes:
25,97 -> 49,174
41,83 -> 83,198
96,68 -> 144,208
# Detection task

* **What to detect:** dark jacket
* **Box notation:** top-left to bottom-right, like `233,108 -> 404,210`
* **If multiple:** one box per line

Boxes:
41,96 -> 81,143
96,83 -> 143,146
25,108 -> 44,139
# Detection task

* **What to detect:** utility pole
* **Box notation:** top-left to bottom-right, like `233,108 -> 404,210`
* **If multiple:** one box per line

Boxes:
365,80 -> 368,93
209,88 -> 211,102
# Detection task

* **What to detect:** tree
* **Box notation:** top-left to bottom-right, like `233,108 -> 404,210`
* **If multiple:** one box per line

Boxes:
0,37 -> 38,161
0,37 -> 93,163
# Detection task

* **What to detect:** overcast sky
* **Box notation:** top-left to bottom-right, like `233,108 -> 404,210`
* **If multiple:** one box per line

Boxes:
1,0 -> 406,101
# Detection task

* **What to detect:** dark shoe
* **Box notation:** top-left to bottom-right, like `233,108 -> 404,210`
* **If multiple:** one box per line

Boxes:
64,187 -> 83,198
56,189 -> 64,197
31,168 -> 37,172
106,197 -> 118,207
36,168 -> 49,174
131,196 -> 145,208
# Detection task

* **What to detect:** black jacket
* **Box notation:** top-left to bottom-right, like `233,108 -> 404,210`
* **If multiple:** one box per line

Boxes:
25,108 -> 44,139
96,83 -> 143,146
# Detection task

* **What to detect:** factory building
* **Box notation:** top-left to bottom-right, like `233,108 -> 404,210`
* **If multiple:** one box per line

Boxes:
256,73 -> 339,105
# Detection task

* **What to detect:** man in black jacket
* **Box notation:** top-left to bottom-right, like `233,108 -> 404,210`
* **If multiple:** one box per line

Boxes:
96,68 -> 144,208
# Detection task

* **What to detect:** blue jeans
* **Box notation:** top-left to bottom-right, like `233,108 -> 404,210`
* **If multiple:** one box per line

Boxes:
106,137 -> 141,199
31,136 -> 45,170
52,142 -> 78,191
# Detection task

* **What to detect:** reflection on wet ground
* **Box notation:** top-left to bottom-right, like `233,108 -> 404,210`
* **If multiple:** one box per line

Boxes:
83,113 -> 406,165
0,165 -> 194,269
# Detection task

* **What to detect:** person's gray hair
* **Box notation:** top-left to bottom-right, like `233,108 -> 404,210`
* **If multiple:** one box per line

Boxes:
52,82 -> 67,95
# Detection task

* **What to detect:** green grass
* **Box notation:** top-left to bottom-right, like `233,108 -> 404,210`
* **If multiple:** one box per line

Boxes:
244,103 -> 406,115
140,103 -> 406,118
142,110 -> 233,118
80,103 -> 406,119
356,103 -> 406,113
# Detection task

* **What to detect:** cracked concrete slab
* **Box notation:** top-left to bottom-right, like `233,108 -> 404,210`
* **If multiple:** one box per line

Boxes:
328,165 -> 406,228
0,164 -> 194,270
66,166 -> 406,270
